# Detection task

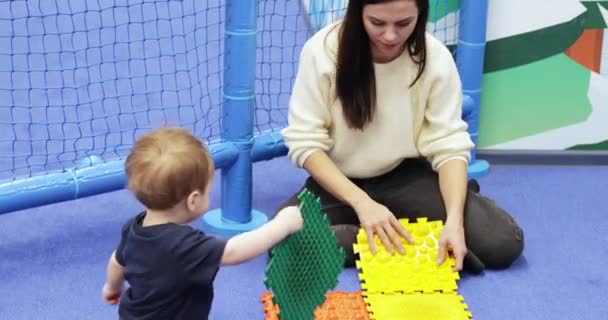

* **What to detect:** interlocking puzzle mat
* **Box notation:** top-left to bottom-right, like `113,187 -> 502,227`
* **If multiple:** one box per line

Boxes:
354,218 -> 472,320
262,204 -> 472,319
353,217 -> 459,294
263,189 -> 346,320
261,291 -> 370,320
363,292 -> 472,320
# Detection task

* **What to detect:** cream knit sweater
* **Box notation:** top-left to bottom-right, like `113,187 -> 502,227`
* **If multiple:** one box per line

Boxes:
282,21 -> 474,178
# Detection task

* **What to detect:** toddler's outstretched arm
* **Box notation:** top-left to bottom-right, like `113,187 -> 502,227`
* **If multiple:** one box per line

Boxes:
221,206 -> 303,265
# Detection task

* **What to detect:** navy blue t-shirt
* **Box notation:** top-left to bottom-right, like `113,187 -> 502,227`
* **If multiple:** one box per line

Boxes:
115,212 -> 227,320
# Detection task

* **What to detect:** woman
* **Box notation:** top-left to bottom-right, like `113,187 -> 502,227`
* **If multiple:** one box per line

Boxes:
278,0 -> 523,273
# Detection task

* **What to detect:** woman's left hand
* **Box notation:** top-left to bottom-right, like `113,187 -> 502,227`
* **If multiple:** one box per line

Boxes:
437,219 -> 467,272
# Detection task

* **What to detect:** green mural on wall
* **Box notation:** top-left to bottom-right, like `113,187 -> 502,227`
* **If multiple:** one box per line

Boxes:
478,54 -> 592,146
478,0 -> 608,151
483,15 -> 586,73
569,140 -> 608,150
428,0 -> 460,22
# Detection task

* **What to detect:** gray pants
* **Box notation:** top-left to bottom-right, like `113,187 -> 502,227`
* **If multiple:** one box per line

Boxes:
273,158 -> 524,270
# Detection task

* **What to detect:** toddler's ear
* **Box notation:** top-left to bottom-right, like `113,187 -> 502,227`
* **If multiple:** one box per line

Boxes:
186,190 -> 200,212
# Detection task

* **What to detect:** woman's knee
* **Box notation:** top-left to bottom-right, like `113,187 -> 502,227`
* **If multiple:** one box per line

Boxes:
466,195 -> 524,269
481,223 -> 524,269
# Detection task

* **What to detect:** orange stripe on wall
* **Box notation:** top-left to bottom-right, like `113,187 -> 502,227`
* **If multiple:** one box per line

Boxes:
565,29 -> 604,73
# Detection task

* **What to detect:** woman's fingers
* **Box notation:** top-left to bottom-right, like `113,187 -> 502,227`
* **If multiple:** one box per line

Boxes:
364,226 -> 377,255
383,221 -> 405,254
374,226 -> 395,254
390,217 -> 414,243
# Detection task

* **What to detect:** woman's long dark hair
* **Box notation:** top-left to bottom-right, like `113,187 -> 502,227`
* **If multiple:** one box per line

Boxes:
335,0 -> 428,130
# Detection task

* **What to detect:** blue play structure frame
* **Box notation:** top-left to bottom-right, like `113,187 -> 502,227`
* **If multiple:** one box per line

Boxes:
457,0 -> 489,178
0,0 -> 489,237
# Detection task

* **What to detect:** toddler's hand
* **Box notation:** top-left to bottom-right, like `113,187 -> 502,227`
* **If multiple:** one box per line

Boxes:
102,283 -> 122,305
276,206 -> 304,234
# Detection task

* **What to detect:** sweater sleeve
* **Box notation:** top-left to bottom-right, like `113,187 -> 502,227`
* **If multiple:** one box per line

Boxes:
281,38 -> 334,168
416,41 -> 474,171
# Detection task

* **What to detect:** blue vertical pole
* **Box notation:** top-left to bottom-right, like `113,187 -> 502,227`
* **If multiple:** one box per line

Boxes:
456,0 -> 490,178
202,0 -> 268,236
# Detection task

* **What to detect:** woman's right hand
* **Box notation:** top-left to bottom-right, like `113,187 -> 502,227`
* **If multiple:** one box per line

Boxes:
352,198 -> 414,255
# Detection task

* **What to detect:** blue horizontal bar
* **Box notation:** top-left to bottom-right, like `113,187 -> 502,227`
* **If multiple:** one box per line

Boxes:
251,131 -> 288,162
0,132 -> 288,215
